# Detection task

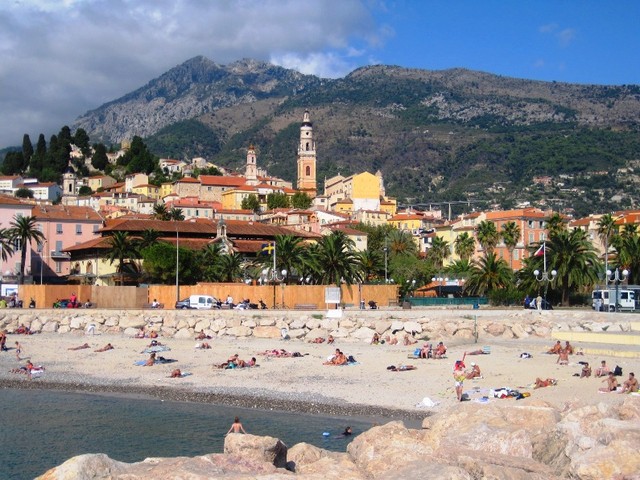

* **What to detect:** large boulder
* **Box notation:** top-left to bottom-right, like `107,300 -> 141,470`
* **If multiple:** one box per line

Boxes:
347,421 -> 433,478
224,433 -> 288,468
36,453 -> 127,479
253,326 -> 282,338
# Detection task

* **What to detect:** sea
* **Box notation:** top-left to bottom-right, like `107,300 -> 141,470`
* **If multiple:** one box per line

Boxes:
0,388 -> 380,479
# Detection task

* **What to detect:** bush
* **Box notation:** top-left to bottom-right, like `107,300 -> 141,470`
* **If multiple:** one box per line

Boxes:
488,287 -> 523,307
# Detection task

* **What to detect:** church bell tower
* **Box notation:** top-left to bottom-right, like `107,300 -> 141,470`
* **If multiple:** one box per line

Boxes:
245,145 -> 258,186
296,110 -> 317,198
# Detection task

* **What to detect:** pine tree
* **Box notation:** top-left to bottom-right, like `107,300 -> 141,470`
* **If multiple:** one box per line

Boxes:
73,128 -> 91,157
22,134 -> 34,164
91,143 -> 109,170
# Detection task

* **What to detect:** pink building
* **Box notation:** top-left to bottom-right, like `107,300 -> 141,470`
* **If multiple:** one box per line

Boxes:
33,205 -> 104,284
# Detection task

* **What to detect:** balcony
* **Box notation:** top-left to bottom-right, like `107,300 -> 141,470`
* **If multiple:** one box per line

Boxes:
50,250 -> 71,259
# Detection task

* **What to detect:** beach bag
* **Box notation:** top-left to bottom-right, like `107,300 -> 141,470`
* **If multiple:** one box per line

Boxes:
347,355 -> 357,363
413,348 -> 421,356
614,365 -> 623,376
460,393 -> 470,401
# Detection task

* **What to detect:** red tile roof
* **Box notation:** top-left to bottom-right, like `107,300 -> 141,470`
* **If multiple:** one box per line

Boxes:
34,205 -> 103,222
199,175 -> 246,187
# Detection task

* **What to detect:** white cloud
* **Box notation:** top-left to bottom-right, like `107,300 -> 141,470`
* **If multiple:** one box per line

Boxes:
538,22 -> 576,47
0,0 -> 383,146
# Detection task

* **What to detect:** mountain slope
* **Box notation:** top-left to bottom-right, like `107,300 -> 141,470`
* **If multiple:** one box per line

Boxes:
73,57 -> 640,216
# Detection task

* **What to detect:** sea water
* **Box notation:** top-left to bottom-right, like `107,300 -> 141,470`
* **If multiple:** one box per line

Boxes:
0,389 -> 377,479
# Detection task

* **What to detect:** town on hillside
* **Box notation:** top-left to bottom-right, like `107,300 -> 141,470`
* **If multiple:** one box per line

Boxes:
0,111 -> 635,309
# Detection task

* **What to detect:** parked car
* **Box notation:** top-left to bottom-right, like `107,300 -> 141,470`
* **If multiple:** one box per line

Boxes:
175,295 -> 217,310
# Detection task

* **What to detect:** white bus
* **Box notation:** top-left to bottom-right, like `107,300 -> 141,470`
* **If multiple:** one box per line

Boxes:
592,288 -> 635,312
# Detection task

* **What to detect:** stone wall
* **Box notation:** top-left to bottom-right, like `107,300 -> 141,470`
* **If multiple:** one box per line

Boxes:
0,308 -> 634,343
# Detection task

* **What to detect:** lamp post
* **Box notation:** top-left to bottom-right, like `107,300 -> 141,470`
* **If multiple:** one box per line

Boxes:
175,227 -> 180,303
383,237 -> 389,283
606,268 -> 628,312
262,267 -> 287,308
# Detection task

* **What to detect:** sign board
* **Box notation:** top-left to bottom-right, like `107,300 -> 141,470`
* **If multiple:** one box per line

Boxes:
1,284 -> 18,298
324,287 -> 341,304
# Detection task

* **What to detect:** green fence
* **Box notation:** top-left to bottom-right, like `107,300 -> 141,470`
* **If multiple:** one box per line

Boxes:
408,297 -> 488,307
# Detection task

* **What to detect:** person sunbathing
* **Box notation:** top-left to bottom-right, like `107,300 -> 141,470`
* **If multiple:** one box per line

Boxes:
388,364 -> 417,371
419,343 -> 432,359
94,343 -> 114,352
68,343 -> 90,350
323,349 -> 348,365
547,340 -> 562,354
170,368 -> 182,378
327,335 -> 335,344
144,353 -> 156,366
371,332 -> 381,345
195,342 -> 211,349
311,337 -> 326,343
134,327 -> 146,339
149,330 -> 159,339
385,335 -> 398,345
556,349 -> 569,365
403,333 -> 417,346
619,372 -> 638,393
595,360 -> 610,377
599,372 -> 618,392
466,362 -> 482,379
564,341 -> 575,355
580,363 -> 592,378
434,342 -> 447,359
534,378 -> 557,389
195,330 -> 211,340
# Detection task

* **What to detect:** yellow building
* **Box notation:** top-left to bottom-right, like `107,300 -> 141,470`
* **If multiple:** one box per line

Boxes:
324,171 -> 394,214
131,183 -> 161,201
221,184 -> 297,210
87,175 -> 116,192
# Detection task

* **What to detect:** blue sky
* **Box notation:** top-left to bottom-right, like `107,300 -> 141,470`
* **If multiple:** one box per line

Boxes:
1,0 -> 638,147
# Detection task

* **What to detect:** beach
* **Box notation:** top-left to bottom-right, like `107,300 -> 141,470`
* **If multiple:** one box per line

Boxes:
1,311 -> 636,416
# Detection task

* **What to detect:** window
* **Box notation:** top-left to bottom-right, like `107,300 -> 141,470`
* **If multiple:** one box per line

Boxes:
76,224 -> 82,235
306,166 -> 311,176
55,240 -> 63,253
55,261 -> 62,273
305,142 -> 310,151
37,242 -> 43,253
528,233 -> 534,244
56,223 -> 63,234
93,225 -> 99,233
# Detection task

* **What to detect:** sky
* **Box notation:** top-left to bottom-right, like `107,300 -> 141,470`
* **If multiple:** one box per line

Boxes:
1,0 -> 638,148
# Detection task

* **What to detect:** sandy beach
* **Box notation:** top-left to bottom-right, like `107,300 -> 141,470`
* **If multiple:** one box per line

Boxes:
1,313 -> 636,418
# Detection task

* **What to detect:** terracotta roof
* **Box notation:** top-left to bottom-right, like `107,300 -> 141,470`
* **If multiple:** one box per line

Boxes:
390,214 -> 424,221
0,194 -> 29,206
485,208 -> 546,220
176,177 -> 200,184
326,225 -> 367,236
63,236 -> 113,251
199,175 -> 246,187
101,218 -> 217,236
34,205 -> 103,222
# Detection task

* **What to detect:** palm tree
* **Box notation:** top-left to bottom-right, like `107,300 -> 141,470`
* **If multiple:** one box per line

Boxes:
476,220 -> 499,256
200,243 -> 224,282
312,231 -> 362,286
386,229 -> 417,257
597,213 -> 617,283
218,253 -> 244,283
546,212 -> 567,238
104,231 -> 140,285
8,215 -> 45,284
545,229 -> 600,306
454,232 -> 476,261
152,204 -> 170,221
168,208 -> 185,221
0,228 -> 15,263
612,231 -> 640,285
357,249 -> 383,282
465,252 -> 513,296
138,228 -> 160,250
445,258 -> 473,280
500,221 -> 521,270
428,236 -> 450,269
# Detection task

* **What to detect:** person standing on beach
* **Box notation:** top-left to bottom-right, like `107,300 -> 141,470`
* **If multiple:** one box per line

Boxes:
453,361 -> 466,401
15,341 -> 24,360
226,416 -> 247,435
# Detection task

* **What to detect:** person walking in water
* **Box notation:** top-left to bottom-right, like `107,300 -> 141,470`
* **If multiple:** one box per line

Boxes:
226,416 -> 247,435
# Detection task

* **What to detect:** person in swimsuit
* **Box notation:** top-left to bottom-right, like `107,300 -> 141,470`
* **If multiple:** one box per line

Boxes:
68,343 -> 90,350
95,343 -> 114,352
453,362 -> 466,401
620,372 -> 638,393
145,352 -> 156,366
226,416 -> 247,435
15,341 -> 23,360
534,378 -> 557,389
599,372 -> 618,392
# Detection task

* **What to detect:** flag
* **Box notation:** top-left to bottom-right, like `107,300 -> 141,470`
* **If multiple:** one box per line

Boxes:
534,243 -> 546,257
261,243 -> 275,255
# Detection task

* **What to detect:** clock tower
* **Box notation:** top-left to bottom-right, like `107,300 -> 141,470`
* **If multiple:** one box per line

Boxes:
296,110 -> 317,198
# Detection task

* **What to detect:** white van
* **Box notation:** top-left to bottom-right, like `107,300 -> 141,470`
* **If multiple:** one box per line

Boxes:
175,295 -> 217,310
592,289 -> 635,312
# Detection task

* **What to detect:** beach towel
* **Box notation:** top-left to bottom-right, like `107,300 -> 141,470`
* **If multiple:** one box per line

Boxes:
415,397 -> 439,408
169,372 -> 192,378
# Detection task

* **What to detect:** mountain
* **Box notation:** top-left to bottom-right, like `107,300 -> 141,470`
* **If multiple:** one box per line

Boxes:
74,57 -> 640,216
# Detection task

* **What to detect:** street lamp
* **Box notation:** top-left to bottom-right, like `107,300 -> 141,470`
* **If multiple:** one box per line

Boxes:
533,241 -> 556,307
262,267 -> 287,308
606,268 -> 628,312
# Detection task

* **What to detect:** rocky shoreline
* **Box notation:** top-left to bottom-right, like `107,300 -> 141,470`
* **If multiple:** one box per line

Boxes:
0,377 -> 426,422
